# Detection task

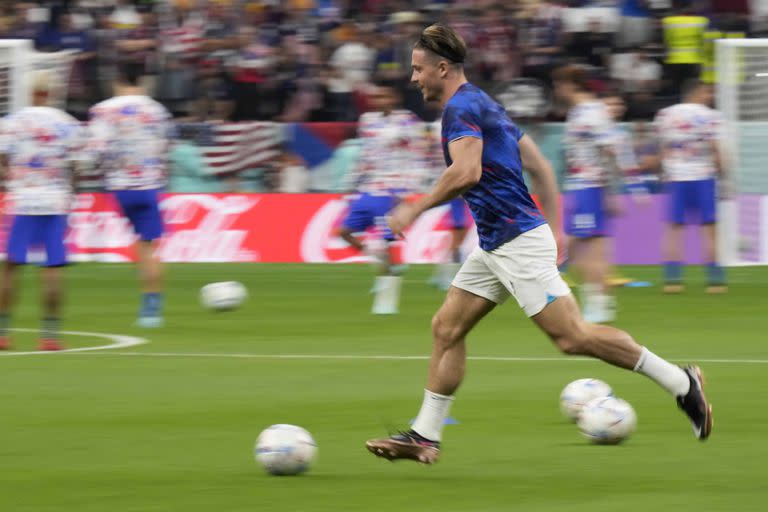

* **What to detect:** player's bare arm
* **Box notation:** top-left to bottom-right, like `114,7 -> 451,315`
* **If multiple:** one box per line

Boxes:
519,134 -> 559,231
388,137 -> 482,237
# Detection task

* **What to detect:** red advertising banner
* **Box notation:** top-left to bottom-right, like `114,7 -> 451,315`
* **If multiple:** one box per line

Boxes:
61,193 -> 477,263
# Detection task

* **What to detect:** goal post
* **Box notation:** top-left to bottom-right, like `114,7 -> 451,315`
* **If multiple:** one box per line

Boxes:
0,39 -> 76,116
715,38 -> 768,266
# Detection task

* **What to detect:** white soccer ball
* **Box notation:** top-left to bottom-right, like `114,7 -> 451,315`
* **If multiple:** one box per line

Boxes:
200,281 -> 247,311
254,424 -> 317,476
577,396 -> 637,445
559,378 -> 613,421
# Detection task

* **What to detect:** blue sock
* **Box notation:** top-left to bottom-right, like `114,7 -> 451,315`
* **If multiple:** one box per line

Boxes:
706,262 -> 726,285
664,261 -> 683,283
141,293 -> 163,316
452,248 -> 461,264
41,317 -> 60,340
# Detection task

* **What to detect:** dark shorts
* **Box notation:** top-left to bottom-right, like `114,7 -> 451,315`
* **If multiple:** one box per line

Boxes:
7,214 -> 68,266
341,192 -> 398,240
666,179 -> 716,225
564,187 -> 608,238
115,189 -> 164,241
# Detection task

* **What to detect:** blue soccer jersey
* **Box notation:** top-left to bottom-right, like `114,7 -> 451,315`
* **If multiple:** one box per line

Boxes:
441,83 -> 546,251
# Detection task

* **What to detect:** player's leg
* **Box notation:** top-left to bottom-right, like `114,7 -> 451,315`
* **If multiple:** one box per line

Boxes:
366,249 -> 506,462
492,224 -> 711,440
0,261 -> 19,350
663,181 -> 686,293
116,190 -> 165,327
38,215 -> 68,351
371,194 -> 406,314
337,194 -> 368,254
565,188 -> 612,322
698,179 -> 726,293
532,295 -> 712,439
0,215 -> 35,349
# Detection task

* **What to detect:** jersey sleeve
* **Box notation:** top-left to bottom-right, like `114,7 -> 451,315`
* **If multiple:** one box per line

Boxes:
442,103 -> 483,143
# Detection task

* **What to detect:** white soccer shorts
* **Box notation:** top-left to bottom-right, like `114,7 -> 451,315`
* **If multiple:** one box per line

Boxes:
451,224 -> 571,316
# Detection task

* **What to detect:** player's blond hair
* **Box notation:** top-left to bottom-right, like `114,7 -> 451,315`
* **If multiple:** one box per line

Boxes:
414,24 -> 467,65
30,69 -> 53,97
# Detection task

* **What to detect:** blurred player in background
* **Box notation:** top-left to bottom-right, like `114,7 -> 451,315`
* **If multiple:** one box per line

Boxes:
0,71 -> 83,351
601,90 -> 644,288
338,80 -> 423,314
88,62 -> 173,327
425,121 -> 470,291
366,25 -> 712,465
555,66 -> 623,323
655,80 -> 726,294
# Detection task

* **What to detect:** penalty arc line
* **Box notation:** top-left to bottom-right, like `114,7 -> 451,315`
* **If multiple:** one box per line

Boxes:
46,351 -> 768,364
0,328 -> 149,356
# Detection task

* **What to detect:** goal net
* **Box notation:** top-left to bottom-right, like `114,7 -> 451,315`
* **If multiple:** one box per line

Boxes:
716,38 -> 768,265
0,39 -> 76,116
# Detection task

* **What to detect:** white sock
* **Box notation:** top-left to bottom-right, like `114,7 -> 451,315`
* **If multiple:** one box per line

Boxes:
371,276 -> 401,314
411,389 -> 454,442
634,347 -> 690,396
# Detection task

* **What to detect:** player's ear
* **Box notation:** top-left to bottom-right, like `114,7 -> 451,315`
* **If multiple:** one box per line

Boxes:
438,60 -> 449,78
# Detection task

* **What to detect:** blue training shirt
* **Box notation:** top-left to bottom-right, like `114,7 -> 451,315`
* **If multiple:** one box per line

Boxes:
441,83 -> 546,251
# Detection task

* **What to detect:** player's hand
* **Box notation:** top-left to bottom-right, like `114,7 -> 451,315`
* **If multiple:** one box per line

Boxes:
387,202 -> 420,239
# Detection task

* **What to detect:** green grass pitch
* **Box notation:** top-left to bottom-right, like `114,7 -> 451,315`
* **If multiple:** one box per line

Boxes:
1,263 -> 766,511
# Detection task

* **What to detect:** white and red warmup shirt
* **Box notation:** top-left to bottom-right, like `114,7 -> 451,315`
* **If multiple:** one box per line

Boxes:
564,100 -> 618,190
88,95 -> 173,191
654,103 -> 722,182
0,106 -> 83,215
351,110 -> 425,195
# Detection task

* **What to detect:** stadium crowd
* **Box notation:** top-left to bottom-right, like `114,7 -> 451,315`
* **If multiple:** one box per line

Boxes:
0,0 -> 762,122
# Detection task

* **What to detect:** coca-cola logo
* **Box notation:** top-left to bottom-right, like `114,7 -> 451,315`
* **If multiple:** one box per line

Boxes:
158,195 -> 260,262
300,198 -> 477,263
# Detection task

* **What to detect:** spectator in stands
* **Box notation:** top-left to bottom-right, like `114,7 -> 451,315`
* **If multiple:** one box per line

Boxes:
228,24 -> 277,121
327,21 -> 376,121
614,47 -> 663,119
661,7 -> 708,100
92,9 -> 119,101
110,0 -> 142,31
197,0 -> 238,120
37,9 -> 97,119
115,6 -> 159,97
476,3 -> 518,84
619,0 -> 654,48
9,2 -> 44,42
518,0 -> 565,86
155,0 -> 205,118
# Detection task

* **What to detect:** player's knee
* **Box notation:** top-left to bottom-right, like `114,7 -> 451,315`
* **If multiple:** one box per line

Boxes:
431,313 -> 462,347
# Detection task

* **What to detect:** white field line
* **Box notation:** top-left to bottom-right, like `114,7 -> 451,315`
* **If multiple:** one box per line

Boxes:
38,351 -> 768,364
0,328 -> 149,356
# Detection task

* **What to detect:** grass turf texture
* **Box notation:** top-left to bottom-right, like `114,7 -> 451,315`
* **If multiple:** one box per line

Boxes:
1,263 -> 766,512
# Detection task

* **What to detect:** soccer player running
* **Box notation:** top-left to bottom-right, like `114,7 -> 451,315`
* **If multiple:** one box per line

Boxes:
654,80 -> 726,293
366,24 -> 712,465
338,80 -> 423,314
556,67 -> 624,323
88,62 -> 173,327
0,72 -> 83,351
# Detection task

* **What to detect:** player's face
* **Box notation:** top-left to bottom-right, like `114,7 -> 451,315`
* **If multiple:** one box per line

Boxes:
411,48 -> 442,103
370,86 -> 398,112
603,96 -> 626,120
552,80 -> 569,103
